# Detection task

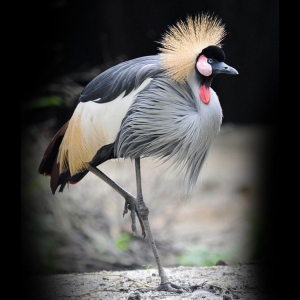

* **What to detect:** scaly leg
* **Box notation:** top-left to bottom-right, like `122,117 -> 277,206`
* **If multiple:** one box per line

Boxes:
134,158 -> 188,293
88,164 -> 145,236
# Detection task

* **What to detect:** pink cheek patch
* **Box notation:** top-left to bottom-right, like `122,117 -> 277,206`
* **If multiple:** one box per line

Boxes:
196,55 -> 212,76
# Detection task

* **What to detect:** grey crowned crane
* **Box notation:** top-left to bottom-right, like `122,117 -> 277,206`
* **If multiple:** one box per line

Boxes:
39,13 -> 238,292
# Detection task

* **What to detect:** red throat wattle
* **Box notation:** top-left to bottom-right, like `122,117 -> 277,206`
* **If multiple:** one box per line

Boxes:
199,85 -> 210,104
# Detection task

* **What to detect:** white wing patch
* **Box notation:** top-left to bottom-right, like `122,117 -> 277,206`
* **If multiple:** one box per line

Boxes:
57,77 -> 153,176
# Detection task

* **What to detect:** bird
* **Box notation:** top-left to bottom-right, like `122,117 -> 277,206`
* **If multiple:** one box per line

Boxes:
38,13 -> 238,293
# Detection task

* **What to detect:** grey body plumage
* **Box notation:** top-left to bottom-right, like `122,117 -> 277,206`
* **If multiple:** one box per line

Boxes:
116,58 -> 222,194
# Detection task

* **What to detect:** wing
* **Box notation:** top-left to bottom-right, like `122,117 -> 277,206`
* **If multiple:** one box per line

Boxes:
79,55 -> 162,104
56,55 -> 163,178
40,55 -> 163,194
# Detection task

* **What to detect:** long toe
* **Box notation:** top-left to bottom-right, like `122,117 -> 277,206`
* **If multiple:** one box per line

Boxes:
156,282 -> 189,293
123,202 -> 129,216
130,207 -> 137,235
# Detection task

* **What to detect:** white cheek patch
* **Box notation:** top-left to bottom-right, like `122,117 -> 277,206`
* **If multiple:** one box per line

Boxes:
196,55 -> 212,76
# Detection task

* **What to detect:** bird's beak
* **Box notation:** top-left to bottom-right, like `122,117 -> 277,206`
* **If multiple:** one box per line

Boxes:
212,62 -> 239,75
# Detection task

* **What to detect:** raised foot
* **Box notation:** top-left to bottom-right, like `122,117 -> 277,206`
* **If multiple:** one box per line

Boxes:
123,196 -> 146,238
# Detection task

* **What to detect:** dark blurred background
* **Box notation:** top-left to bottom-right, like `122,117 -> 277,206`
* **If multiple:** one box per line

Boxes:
21,0 -> 278,286
23,0 -> 278,126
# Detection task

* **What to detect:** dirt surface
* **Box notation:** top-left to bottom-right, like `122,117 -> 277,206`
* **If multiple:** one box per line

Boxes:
26,264 -> 272,300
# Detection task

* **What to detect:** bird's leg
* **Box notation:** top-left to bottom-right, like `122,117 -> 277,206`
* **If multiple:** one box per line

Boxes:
134,158 -> 188,293
88,164 -> 145,236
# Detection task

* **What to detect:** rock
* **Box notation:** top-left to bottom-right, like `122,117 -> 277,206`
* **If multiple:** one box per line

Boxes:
128,292 -> 141,300
216,260 -> 228,266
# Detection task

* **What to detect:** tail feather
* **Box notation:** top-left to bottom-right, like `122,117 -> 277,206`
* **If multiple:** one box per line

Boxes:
38,121 -> 88,194
39,121 -> 116,194
50,142 -> 116,194
38,121 -> 69,176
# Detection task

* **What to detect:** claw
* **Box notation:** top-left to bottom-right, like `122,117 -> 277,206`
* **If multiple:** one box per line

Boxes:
123,202 -> 129,217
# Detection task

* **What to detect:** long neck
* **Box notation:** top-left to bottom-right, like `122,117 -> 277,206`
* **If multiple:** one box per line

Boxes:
195,70 -> 215,88
192,71 -> 216,104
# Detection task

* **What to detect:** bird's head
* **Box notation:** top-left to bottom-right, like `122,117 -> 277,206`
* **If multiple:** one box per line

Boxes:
159,13 -> 238,104
196,45 -> 238,77
195,45 -> 238,103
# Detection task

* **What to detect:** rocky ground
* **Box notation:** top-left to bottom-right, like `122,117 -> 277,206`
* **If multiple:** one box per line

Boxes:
25,263 -> 273,300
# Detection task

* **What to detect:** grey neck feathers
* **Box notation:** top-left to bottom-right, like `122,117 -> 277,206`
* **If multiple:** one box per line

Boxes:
115,73 -> 222,196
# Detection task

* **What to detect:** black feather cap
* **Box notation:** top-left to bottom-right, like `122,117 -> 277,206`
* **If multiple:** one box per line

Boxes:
199,46 -> 226,62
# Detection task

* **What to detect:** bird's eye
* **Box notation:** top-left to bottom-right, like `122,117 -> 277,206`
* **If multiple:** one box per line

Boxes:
207,58 -> 214,64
